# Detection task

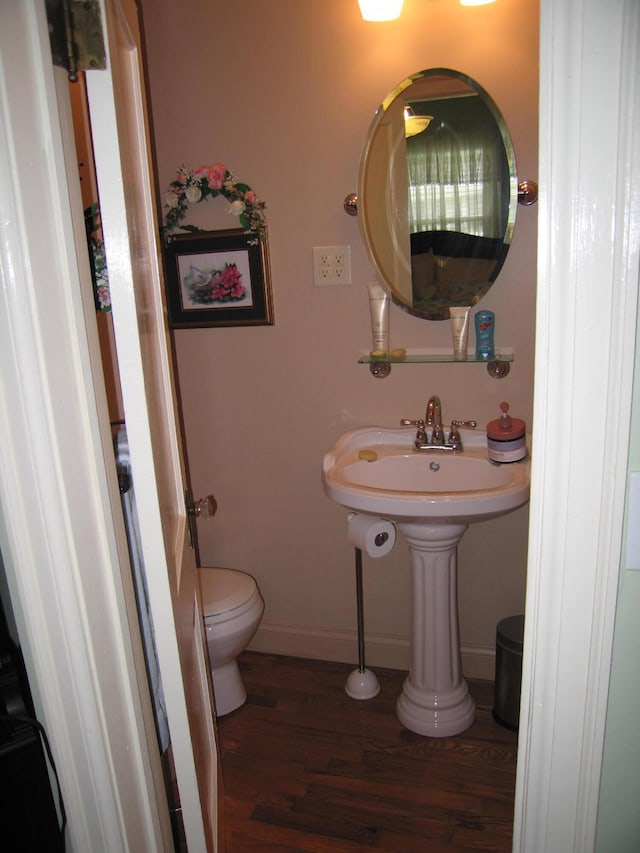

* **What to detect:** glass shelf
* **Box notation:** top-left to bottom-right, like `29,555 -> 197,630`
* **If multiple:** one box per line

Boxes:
358,348 -> 514,365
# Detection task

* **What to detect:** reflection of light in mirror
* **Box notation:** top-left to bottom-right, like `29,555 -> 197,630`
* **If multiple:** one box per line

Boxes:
403,107 -> 433,138
358,0 -> 404,21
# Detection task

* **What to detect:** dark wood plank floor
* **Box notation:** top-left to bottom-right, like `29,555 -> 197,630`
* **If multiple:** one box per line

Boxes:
218,652 -> 517,852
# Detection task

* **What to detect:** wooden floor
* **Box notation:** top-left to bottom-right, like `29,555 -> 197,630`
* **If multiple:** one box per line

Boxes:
217,652 -> 518,852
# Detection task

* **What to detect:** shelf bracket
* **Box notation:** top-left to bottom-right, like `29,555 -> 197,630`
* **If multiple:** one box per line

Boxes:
487,360 -> 510,378
368,357 -> 511,379
369,362 -> 392,378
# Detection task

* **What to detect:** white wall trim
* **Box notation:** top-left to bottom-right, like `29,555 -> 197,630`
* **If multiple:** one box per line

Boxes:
251,621 -> 496,681
514,1 -> 640,851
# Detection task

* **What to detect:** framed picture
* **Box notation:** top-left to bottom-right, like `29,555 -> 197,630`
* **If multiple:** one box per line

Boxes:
163,228 -> 273,328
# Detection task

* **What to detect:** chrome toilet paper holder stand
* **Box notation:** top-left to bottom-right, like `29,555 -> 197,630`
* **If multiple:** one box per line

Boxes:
344,546 -> 381,700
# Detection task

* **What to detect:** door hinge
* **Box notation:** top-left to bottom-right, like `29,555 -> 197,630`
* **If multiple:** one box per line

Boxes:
45,0 -> 106,82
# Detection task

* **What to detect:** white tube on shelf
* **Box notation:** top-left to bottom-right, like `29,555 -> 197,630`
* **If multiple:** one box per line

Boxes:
449,306 -> 471,361
367,282 -> 390,353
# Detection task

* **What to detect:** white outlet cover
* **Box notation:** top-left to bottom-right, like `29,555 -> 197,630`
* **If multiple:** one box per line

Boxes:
312,246 -> 351,285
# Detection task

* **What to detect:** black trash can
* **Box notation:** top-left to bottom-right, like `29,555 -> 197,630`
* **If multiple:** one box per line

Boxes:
493,614 -> 524,731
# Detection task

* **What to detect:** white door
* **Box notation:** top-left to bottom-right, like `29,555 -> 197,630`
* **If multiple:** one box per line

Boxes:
85,1 -> 220,850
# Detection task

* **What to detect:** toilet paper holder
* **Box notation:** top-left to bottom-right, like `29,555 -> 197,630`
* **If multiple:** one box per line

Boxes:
344,513 -> 396,700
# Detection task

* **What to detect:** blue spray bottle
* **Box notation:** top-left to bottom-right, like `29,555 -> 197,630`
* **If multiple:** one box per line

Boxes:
475,310 -> 495,360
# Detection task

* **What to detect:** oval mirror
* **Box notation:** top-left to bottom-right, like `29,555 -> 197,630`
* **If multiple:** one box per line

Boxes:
358,68 -> 517,320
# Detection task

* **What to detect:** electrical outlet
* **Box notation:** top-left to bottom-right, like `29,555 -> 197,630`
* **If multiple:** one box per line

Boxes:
312,246 -> 351,285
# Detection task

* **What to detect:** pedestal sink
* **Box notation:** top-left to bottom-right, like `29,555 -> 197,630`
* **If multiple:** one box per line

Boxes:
322,425 -> 530,737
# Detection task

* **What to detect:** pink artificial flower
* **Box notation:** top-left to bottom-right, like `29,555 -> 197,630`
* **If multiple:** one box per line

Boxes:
200,163 -> 226,190
245,190 -> 256,204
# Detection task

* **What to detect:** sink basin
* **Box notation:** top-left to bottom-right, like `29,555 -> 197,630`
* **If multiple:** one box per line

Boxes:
322,424 -> 531,737
322,426 -> 530,523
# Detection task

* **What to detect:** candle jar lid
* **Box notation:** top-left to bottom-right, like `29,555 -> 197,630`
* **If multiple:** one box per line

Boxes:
487,401 -> 525,441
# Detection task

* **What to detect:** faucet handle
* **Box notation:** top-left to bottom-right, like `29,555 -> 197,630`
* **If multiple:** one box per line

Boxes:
451,419 -> 477,429
448,423 -> 462,451
400,418 -> 427,443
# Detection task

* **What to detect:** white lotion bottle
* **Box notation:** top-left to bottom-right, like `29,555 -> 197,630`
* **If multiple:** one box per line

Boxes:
449,306 -> 471,361
367,282 -> 390,353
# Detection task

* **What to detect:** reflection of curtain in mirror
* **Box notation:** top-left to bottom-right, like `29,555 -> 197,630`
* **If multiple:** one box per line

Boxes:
407,123 -> 503,237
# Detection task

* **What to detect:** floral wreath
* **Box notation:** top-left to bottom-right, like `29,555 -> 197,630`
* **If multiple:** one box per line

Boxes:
85,202 -> 111,312
163,163 -> 266,244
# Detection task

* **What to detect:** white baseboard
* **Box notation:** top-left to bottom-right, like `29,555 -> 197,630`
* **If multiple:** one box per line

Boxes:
460,643 -> 497,682
248,620 -> 496,682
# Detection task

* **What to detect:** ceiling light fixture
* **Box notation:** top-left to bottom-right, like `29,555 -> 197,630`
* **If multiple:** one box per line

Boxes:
359,0 -> 497,20
358,0 -> 404,22
404,106 -> 433,138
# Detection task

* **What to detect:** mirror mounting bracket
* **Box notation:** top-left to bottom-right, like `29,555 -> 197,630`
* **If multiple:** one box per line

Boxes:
346,181 -> 537,219
344,192 -> 358,216
517,180 -> 538,206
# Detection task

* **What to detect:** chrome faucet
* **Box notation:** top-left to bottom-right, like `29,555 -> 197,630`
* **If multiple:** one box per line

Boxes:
425,395 -> 444,445
401,395 -> 477,452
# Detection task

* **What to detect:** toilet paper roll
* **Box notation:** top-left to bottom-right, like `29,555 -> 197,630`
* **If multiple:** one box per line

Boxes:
347,513 -> 396,558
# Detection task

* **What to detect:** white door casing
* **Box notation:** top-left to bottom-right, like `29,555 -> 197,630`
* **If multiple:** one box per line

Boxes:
86,0 -> 220,849
0,0 -> 220,849
514,1 -> 640,851
0,0 -> 174,849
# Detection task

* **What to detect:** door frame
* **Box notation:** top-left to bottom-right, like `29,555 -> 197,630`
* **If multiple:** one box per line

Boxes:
514,0 -> 640,850
0,1 -> 174,849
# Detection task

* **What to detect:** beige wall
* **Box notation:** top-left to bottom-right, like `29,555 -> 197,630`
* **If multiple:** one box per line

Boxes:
140,0 -> 538,678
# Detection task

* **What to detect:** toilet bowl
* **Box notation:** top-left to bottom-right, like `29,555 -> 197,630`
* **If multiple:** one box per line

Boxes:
199,567 -> 264,716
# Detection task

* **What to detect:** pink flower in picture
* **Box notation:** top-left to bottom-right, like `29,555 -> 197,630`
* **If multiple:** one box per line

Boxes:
185,262 -> 246,305
213,263 -> 246,301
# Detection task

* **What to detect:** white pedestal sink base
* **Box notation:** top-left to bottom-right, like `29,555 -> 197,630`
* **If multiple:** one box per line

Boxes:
396,521 -> 476,737
323,426 -> 530,737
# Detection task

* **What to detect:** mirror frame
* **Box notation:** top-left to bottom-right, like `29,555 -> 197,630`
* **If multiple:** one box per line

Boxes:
357,67 -> 518,320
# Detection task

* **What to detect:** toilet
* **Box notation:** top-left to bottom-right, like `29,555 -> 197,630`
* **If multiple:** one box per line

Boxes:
199,567 -> 264,716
